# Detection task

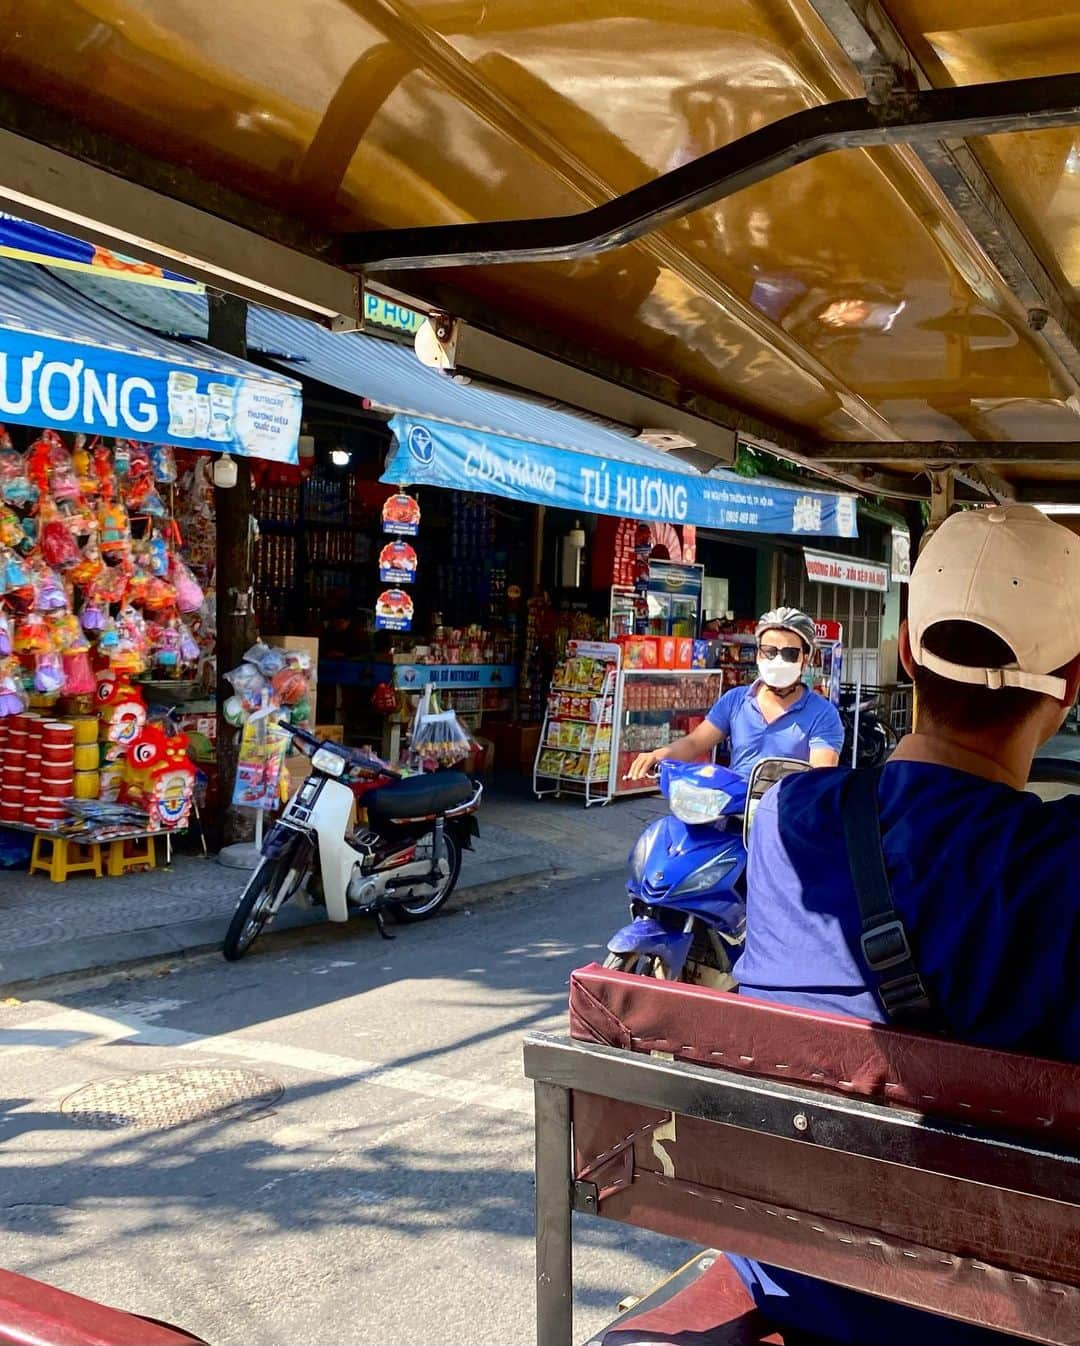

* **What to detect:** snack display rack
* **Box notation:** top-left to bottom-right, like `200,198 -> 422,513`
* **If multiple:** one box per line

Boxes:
534,640 -> 725,804
534,641 -> 618,806
717,632 -> 758,691
613,669 -> 724,797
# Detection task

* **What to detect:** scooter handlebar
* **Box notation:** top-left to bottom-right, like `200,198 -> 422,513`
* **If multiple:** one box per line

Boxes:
284,721 -> 402,780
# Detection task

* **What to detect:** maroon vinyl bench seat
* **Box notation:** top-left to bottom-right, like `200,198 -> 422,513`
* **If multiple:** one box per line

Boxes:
522,965 -> 1080,1346
0,1266 -> 205,1346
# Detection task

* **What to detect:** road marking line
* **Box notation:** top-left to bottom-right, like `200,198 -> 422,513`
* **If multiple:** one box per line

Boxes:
7,1005 -> 533,1116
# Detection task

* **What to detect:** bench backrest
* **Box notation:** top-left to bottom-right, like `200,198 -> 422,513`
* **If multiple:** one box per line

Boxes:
532,966 -> 1080,1344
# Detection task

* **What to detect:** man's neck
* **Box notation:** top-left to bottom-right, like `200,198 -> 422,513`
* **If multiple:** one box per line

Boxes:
756,680 -> 804,712
890,727 -> 1036,791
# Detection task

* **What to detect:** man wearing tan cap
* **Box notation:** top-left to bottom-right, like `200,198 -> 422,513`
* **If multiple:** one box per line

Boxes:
727,504 -> 1080,1346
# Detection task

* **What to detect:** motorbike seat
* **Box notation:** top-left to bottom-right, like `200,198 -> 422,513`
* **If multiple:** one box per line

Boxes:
366,771 -> 474,822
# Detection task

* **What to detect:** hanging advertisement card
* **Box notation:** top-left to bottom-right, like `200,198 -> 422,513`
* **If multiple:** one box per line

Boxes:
382,492 -> 421,536
378,539 -> 418,584
375,588 -> 414,631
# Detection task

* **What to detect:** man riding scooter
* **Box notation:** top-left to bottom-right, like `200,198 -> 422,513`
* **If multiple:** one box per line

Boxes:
627,606 -> 844,781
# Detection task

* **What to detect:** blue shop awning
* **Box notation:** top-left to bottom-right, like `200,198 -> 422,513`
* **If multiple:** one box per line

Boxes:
247,306 -> 858,537
0,258 -> 301,462
27,257 -> 856,536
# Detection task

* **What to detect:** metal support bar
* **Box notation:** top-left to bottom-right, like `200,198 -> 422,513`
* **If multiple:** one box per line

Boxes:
804,0 -> 1080,386
534,1080 -> 573,1346
523,1034 -> 1080,1203
345,74 -> 1080,271
804,442 -> 1080,463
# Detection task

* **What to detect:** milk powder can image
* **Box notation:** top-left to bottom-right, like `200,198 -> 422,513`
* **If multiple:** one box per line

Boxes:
194,393 -> 211,439
167,371 -> 198,437
208,381 -> 236,441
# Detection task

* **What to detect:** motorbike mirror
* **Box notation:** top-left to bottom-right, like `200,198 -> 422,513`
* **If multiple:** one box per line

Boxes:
743,757 -> 813,850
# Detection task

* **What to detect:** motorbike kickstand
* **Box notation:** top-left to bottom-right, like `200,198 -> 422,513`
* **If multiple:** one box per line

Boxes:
373,906 -> 396,940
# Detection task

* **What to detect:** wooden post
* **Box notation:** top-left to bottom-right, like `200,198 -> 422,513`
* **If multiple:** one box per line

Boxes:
208,291 -> 258,847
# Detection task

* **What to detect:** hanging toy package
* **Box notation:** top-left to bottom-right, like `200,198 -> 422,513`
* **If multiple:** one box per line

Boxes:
149,443 -> 178,484
0,434 -> 37,510
170,554 -> 205,613
0,658 -> 26,716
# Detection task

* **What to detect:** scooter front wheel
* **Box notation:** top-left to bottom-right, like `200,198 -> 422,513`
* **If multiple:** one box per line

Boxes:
223,852 -> 306,961
602,952 -> 660,976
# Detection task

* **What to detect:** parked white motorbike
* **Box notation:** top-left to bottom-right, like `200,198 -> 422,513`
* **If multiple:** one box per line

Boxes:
223,723 -> 482,960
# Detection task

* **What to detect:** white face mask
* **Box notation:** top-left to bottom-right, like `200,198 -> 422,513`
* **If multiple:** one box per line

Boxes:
758,657 -> 803,690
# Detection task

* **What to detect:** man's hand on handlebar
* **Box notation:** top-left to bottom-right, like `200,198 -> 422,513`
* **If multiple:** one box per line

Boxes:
626,749 -> 666,781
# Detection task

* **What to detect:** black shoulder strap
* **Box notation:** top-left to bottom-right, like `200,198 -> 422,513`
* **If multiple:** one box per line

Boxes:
840,768 -> 942,1033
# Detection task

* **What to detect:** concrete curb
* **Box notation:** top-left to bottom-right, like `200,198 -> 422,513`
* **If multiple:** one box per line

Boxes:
0,854 -> 561,997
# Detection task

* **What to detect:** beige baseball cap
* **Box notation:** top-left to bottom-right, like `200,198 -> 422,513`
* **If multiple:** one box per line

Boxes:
909,504 -> 1080,699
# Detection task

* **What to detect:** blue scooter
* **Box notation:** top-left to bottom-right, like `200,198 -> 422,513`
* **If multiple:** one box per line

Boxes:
604,757 -> 809,985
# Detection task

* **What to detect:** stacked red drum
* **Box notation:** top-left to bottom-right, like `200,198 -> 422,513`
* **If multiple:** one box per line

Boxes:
40,722 -> 75,828
0,716 -> 75,828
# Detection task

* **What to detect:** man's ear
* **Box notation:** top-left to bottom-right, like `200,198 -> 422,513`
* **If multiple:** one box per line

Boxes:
898,620 -> 917,679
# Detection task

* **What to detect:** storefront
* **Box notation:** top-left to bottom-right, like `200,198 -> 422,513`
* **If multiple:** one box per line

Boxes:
53,249 -> 872,786
0,253 -> 301,875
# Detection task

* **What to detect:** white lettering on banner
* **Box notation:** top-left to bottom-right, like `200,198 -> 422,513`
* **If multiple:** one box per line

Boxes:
119,376 -> 157,432
83,369 -> 119,428
804,548 -> 888,592
463,443 -> 555,495
0,350 -> 42,415
38,358 -> 84,420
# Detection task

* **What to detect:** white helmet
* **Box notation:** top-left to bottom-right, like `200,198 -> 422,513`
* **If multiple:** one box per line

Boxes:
756,606 -> 816,654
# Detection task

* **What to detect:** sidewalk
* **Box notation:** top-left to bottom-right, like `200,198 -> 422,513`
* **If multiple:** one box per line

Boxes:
0,775 -> 662,992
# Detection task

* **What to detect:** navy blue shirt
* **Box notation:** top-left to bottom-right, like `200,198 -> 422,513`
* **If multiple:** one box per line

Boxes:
706,682 -> 844,779
729,761 -> 1080,1346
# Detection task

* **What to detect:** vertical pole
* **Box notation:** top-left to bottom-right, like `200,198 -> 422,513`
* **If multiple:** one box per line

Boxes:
208,290 -> 258,847
531,505 -> 546,596
534,1081 -> 573,1346
851,673 -> 862,767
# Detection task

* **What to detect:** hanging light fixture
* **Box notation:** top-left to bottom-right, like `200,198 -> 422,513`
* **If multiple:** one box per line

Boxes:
213,453 -> 238,489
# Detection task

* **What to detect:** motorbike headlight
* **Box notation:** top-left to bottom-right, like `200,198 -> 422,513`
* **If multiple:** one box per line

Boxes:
629,820 -> 663,883
670,853 -> 738,898
668,779 -> 732,825
311,747 -> 346,778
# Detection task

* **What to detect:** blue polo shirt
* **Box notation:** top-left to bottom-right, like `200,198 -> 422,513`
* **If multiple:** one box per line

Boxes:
705,682 -> 844,777
728,761 -> 1080,1346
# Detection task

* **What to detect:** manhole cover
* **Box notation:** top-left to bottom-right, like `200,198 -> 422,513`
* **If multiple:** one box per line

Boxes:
61,1067 -> 283,1130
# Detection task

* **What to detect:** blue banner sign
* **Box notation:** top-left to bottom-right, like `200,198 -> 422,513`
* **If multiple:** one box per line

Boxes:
389,663 -> 517,690
0,326 -> 302,461
385,416 -> 857,538
0,215 -> 202,291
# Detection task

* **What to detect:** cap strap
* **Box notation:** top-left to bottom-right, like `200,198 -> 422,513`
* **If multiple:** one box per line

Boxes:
918,649 -> 1066,699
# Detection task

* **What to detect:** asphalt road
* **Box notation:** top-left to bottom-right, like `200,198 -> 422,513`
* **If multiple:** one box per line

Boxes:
0,867 -> 694,1345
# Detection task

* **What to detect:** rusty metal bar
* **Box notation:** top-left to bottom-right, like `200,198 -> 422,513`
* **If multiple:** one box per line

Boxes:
345,74 -> 1080,271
